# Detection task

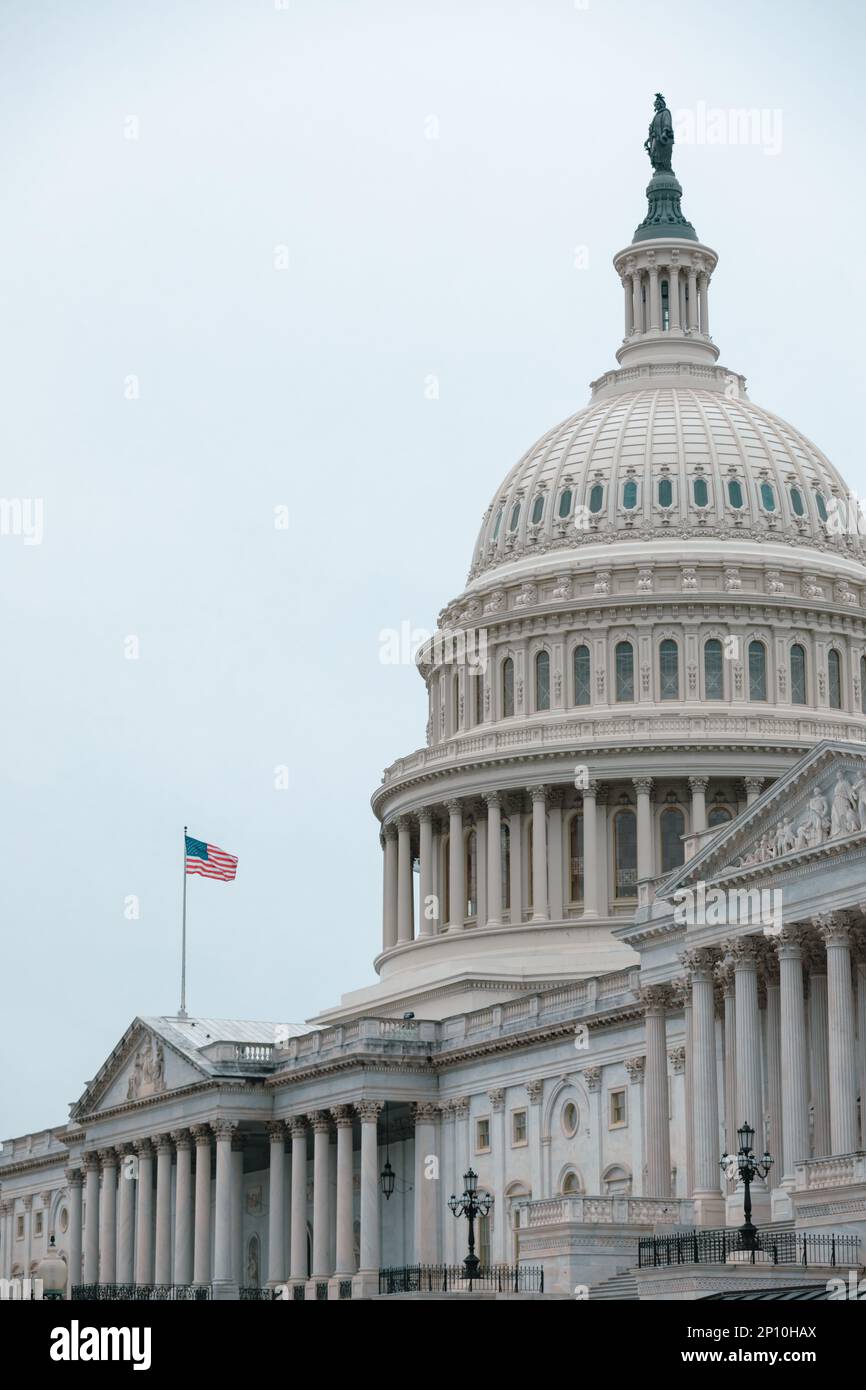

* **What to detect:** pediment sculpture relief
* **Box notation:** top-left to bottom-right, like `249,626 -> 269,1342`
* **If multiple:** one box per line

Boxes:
126,1035 -> 166,1101
737,770 -> 866,868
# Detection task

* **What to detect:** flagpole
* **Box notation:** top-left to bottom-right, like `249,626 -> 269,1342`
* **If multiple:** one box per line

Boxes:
179,824 -> 188,1019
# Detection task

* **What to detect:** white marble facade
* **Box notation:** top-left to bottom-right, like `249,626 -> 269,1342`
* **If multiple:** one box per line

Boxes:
4,146 -> 866,1299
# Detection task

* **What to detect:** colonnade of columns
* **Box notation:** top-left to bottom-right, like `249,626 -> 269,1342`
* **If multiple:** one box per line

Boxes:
620,259 -> 711,338
381,776 -> 759,952
679,916 -> 866,1221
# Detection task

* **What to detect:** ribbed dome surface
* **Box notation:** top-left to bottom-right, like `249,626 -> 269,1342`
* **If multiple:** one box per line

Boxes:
469,388 -> 862,581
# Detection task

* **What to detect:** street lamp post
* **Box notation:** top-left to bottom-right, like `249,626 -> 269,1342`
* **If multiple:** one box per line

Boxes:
720,1121 -> 773,1252
448,1169 -> 493,1278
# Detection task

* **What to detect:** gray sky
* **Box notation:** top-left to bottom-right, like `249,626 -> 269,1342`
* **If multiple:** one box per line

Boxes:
2,0 -> 865,1136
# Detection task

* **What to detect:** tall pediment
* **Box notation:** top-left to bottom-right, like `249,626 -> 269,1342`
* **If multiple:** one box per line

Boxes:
71,1020 -> 210,1120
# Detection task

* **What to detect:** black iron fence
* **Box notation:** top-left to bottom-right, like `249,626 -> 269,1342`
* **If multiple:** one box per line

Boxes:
72,1283 -> 211,1301
379,1265 -> 544,1295
239,1287 -> 280,1300
638,1229 -> 859,1269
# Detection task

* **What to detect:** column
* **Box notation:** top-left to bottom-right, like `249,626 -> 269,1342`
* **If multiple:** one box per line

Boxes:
667,262 -> 680,330
476,807 -> 488,926
582,784 -> 599,917
83,1154 -> 100,1284
687,266 -> 698,330
807,944 -> 831,1156
440,1102 -> 456,1263
447,800 -> 464,930
680,981 -> 695,1195
631,270 -> 643,334
580,1072 -> 602,1195
622,276 -> 634,336
642,987 -> 671,1197
413,1103 -> 440,1263
648,263 -> 660,331
66,1168 -> 83,1295
634,778 -> 654,882
356,1102 -> 382,1285
231,1130 -> 244,1286
507,796 -> 524,923
698,273 -> 710,335
192,1126 -> 212,1285
212,1120 -> 236,1286
684,949 -> 723,1223
418,808 -> 436,936
818,914 -> 859,1153
718,964 -> 738,1161
153,1135 -> 173,1285
134,1140 -> 154,1286
764,956 -> 783,1170
267,1122 -> 287,1286
454,1096 -> 471,1192
667,1048 -> 686,1195
489,1090 -> 507,1261
333,1107 -> 355,1277
547,790 -> 564,920
0,1203 -> 10,1281
744,777 -> 764,808
774,929 -> 810,1187
529,785 -> 549,922
309,1112 -> 331,1280
172,1130 -> 193,1285
115,1147 -> 135,1285
22,1195 -> 33,1278
689,776 -> 708,835
98,1150 -> 117,1285
485,793 -> 503,927
856,937 -> 866,1149
289,1118 -> 308,1284
397,815 -> 414,944
730,938 -> 763,1131
625,1058 -> 646,1197
382,825 -> 398,951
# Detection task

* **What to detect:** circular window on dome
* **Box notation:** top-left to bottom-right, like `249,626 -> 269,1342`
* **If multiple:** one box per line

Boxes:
657,478 -> 673,508
558,488 -> 573,519
622,480 -> 638,510
693,477 -> 709,508
760,482 -> 776,512
491,507 -> 503,541
562,1101 -> 579,1137
727,479 -> 744,510
815,491 -> 828,523
508,502 -> 521,532
588,483 -> 604,514
531,494 -> 545,525
790,486 -> 805,517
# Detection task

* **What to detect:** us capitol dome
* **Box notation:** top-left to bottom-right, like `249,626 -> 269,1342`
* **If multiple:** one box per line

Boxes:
320,102 -> 866,1027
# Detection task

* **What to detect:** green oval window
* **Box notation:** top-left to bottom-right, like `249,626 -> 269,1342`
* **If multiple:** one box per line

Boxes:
622,480 -> 638,510
790,487 -> 804,517
508,502 -> 521,531
589,484 -> 604,514
760,482 -> 776,511
658,478 -> 673,508
815,491 -> 828,522
693,477 -> 709,507
492,507 -> 503,540
558,488 -> 572,519
727,479 -> 744,509
531,494 -> 544,524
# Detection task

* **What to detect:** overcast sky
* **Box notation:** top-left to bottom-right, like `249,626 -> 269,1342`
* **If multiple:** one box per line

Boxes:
2,0 -> 865,1136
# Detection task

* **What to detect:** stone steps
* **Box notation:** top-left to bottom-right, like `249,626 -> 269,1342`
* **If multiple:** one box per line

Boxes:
589,1269 -> 640,1301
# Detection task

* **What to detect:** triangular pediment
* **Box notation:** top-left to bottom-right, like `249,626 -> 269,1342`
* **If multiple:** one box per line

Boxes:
71,1019 -> 210,1120
658,739 -> 866,898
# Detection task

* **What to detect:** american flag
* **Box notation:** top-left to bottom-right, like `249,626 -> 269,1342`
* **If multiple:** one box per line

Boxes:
185,835 -> 238,882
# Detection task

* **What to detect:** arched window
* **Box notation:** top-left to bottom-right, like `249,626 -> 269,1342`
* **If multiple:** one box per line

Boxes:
760,482 -> 776,511
660,278 -> 670,330
828,649 -> 842,709
531,494 -> 545,525
622,479 -> 638,510
465,829 -> 477,917
708,806 -> 732,827
815,491 -> 828,523
660,807 -> 685,873
790,644 -> 807,705
659,639 -> 679,700
727,479 -> 744,509
502,658 -> 514,718
492,507 -> 503,540
658,477 -> 673,508
558,488 -> 573,519
508,501 -> 521,531
569,813 -> 584,901
573,645 -> 591,706
613,809 -> 637,898
473,671 -> 484,725
615,641 -> 634,702
704,639 -> 723,699
790,486 -> 805,517
562,1170 -> 581,1195
748,641 -> 767,701
589,483 -> 604,514
535,651 -> 551,711
501,822 -> 511,910
861,655 -> 866,715
693,477 -> 709,508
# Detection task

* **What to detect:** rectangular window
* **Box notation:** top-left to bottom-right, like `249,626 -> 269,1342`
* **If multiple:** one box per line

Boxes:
512,1109 -> 528,1146
34,1211 -> 43,1237
609,1089 -> 627,1128
16,1214 -> 24,1239
476,1117 -> 490,1153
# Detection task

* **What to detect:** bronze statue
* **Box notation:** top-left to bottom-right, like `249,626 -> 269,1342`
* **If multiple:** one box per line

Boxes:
644,93 -> 674,173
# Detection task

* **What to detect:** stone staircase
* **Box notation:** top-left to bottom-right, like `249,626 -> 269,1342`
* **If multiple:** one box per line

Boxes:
589,1221 -> 798,1301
